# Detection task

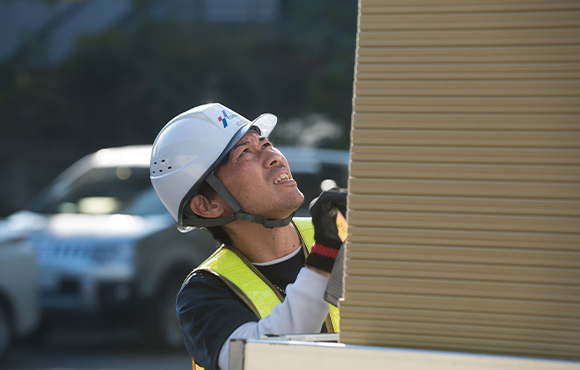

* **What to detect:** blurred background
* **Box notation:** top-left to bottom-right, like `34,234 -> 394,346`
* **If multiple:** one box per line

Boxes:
0,0 -> 357,218
0,0 -> 357,368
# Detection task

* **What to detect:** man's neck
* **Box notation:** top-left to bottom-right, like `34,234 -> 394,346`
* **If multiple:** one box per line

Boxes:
224,220 -> 301,263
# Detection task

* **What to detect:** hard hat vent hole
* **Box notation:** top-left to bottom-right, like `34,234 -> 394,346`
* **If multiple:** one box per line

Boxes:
168,166 -> 172,169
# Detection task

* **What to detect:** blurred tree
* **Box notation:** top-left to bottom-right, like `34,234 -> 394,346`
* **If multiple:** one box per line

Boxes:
0,0 -> 357,216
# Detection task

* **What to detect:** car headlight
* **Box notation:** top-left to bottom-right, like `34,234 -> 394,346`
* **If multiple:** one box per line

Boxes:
92,242 -> 134,264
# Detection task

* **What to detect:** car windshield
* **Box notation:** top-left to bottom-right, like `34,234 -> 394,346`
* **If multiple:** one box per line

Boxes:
30,151 -> 348,217
292,163 -> 349,217
33,167 -> 167,216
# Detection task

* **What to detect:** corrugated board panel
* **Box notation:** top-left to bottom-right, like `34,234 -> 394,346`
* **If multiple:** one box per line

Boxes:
341,0 -> 580,360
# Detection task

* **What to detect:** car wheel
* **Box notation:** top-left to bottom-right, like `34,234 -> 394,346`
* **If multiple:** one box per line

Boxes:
158,282 -> 184,349
146,277 -> 184,349
0,303 -> 13,361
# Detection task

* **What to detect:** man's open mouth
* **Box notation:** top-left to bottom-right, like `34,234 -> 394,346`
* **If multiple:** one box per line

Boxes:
274,173 -> 291,184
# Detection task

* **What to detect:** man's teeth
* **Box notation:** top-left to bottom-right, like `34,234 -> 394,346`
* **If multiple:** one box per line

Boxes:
274,173 -> 290,184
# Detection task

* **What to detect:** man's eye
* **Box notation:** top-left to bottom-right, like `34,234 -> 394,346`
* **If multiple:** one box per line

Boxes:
262,142 -> 271,148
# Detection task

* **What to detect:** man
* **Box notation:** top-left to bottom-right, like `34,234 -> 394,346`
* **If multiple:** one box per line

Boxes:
150,103 -> 346,370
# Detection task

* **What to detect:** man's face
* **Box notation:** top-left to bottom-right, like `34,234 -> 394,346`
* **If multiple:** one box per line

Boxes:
215,131 -> 304,220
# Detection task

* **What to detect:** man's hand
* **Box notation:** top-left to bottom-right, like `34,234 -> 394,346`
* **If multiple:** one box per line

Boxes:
305,187 -> 347,274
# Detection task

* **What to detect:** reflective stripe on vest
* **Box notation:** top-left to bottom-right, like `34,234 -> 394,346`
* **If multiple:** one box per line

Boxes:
194,217 -> 340,332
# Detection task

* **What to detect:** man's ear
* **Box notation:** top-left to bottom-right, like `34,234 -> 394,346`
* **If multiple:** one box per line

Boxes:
190,194 -> 224,218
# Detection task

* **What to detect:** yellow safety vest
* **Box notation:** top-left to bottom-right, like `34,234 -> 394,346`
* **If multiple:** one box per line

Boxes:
188,217 -> 340,370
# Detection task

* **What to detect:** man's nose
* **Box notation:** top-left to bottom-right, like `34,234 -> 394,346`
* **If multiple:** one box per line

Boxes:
263,148 -> 282,167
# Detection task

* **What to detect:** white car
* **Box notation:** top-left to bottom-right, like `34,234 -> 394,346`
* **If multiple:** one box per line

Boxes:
0,231 -> 40,360
2,145 -> 349,348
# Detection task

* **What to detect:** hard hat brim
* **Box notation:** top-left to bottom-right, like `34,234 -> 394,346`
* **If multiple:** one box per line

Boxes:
250,113 -> 277,137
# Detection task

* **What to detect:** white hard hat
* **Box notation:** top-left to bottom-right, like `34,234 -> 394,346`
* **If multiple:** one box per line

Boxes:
150,103 -> 291,232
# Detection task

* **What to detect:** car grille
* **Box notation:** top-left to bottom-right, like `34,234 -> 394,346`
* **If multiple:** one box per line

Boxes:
32,239 -> 95,263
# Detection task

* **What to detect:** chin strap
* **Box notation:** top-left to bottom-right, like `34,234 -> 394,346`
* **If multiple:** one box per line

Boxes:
182,173 -> 295,229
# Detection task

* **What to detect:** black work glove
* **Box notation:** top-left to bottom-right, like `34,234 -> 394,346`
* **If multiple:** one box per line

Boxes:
304,187 -> 347,273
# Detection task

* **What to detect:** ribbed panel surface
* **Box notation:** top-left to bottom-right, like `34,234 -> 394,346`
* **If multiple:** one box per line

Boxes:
341,0 -> 580,360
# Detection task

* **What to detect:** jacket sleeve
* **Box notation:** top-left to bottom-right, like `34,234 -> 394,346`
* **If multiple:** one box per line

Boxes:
218,267 -> 330,370
177,271 -> 260,370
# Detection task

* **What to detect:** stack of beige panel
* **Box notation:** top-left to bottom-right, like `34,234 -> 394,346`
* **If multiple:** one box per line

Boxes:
342,0 -> 580,360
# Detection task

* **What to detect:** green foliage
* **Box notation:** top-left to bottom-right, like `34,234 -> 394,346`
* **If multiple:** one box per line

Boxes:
0,0 -> 357,216
1,1 -> 356,145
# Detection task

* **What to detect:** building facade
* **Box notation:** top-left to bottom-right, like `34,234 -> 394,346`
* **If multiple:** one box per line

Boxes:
343,0 -> 580,360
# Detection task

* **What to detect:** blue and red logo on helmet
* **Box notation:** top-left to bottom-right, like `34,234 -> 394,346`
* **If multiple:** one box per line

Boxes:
218,110 -> 237,128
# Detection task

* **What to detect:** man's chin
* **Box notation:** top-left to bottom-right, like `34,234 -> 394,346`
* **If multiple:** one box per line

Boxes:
290,192 -> 305,213
265,196 -> 304,221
